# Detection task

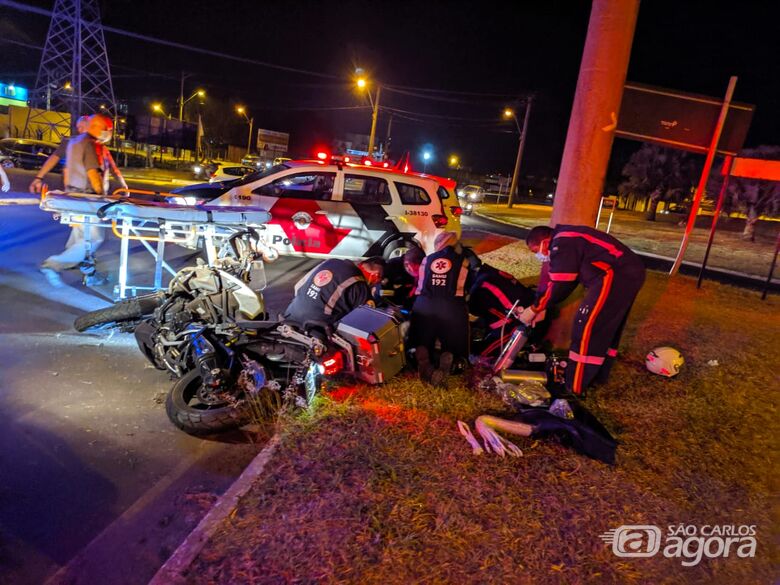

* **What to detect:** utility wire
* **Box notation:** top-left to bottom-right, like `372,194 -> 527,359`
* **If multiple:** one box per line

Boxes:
0,0 -> 533,99
383,85 -> 518,106
389,111 -> 516,133
0,0 -> 341,80
0,37 -> 42,51
381,105 -> 510,124
384,82 -> 530,98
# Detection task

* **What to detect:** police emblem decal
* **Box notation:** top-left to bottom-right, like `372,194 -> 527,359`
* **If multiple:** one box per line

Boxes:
313,270 -> 333,287
292,211 -> 313,227
431,259 -> 452,274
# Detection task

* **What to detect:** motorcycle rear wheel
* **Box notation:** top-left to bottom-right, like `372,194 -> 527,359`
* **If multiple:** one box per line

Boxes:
165,369 -> 252,435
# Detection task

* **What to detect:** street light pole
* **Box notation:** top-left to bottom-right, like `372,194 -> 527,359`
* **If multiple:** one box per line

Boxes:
507,97 -> 533,209
367,85 -> 381,159
178,72 -> 193,122
246,117 -> 254,155
236,106 -> 254,156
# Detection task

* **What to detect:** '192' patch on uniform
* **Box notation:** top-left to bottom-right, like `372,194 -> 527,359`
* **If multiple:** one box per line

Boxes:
430,258 -> 451,286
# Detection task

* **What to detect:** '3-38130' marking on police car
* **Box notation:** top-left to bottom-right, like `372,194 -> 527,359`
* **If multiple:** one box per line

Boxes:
405,210 -> 428,216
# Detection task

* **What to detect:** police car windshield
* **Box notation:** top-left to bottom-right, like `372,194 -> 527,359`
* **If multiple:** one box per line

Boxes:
232,163 -> 291,186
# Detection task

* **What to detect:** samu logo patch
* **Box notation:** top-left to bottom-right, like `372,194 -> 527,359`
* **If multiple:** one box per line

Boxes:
313,270 -> 333,287
431,258 -> 452,274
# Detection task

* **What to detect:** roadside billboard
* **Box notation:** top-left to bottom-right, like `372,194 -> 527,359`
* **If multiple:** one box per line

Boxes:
616,82 -> 754,155
256,128 -> 289,159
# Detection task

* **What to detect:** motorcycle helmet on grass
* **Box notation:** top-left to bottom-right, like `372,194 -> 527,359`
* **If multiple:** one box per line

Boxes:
646,346 -> 684,377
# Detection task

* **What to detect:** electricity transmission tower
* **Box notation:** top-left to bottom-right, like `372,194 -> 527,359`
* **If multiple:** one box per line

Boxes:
25,0 -> 116,140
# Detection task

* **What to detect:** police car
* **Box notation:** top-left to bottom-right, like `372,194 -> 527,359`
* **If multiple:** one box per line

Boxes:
171,153 -> 462,259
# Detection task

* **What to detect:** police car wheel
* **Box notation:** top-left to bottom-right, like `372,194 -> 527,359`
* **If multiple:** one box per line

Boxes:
383,239 -> 417,260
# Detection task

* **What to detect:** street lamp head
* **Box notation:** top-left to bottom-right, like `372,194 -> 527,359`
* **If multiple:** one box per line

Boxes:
356,77 -> 367,89
196,89 -> 205,97
503,108 -> 514,118
449,155 -> 459,166
423,151 -> 431,161
152,103 -> 163,113
236,106 -> 245,114
63,81 -> 72,90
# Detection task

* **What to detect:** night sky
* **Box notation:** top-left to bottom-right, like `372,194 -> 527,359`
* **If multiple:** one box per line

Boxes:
1,0 -> 778,179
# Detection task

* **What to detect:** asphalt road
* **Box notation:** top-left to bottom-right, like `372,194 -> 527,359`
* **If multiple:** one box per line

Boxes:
0,170 -> 517,585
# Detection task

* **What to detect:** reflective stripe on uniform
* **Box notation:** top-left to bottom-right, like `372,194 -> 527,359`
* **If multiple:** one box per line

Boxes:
572,261 -> 614,394
568,350 -> 606,365
323,276 -> 363,315
549,272 -> 578,282
415,257 -> 429,295
294,265 -> 320,295
455,262 -> 469,296
532,283 -> 553,313
554,231 -> 624,258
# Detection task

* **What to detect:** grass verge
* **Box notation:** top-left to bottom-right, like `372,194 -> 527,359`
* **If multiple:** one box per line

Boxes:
186,243 -> 778,584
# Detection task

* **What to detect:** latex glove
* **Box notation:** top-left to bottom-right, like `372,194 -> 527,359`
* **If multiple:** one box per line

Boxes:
1,181 -> 9,193
517,306 -> 538,326
517,307 -> 546,327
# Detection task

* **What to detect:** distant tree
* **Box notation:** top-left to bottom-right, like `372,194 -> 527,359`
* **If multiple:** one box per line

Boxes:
618,143 -> 697,221
708,146 -> 780,241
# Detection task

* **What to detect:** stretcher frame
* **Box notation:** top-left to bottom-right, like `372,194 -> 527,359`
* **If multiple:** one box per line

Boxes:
41,188 -> 270,299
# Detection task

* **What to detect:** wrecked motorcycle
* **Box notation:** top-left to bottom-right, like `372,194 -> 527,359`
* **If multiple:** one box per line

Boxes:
74,230 -> 405,435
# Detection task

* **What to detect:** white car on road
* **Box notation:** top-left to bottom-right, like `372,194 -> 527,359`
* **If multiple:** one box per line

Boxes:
208,163 -> 258,183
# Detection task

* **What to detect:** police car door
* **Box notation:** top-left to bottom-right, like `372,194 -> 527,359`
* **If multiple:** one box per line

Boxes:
326,171 -> 405,258
250,169 -> 346,257
390,179 -> 444,253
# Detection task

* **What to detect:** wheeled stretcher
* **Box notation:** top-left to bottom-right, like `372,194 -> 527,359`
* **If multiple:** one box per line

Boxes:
40,188 -> 273,299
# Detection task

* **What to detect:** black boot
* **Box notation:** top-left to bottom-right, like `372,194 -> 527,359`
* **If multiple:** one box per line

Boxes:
438,352 -> 454,376
415,346 -> 434,382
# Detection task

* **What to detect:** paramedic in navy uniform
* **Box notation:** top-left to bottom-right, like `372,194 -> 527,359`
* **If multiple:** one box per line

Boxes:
283,257 -> 385,330
519,225 -> 645,397
409,232 -> 471,366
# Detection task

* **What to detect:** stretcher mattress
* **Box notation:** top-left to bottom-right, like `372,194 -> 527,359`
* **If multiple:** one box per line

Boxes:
40,191 -> 271,226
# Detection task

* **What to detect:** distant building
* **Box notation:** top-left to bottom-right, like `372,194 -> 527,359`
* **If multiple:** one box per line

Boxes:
333,133 -> 386,160
0,82 -> 28,107
256,128 -> 289,163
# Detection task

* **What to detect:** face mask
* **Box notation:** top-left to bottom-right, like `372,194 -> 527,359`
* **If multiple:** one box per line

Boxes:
534,251 -> 549,263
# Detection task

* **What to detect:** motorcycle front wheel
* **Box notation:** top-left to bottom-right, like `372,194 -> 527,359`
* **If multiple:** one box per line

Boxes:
165,369 -> 252,435
74,293 -> 164,332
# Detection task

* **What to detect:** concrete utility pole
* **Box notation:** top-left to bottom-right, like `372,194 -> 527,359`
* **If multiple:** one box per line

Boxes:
507,97 -> 533,208
551,0 -> 640,227
367,85 -> 382,159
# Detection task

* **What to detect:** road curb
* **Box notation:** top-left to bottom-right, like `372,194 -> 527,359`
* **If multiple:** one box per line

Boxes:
149,433 -> 282,584
473,210 -> 531,234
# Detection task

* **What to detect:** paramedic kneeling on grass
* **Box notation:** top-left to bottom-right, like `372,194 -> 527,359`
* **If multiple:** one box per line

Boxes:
518,225 -> 645,397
